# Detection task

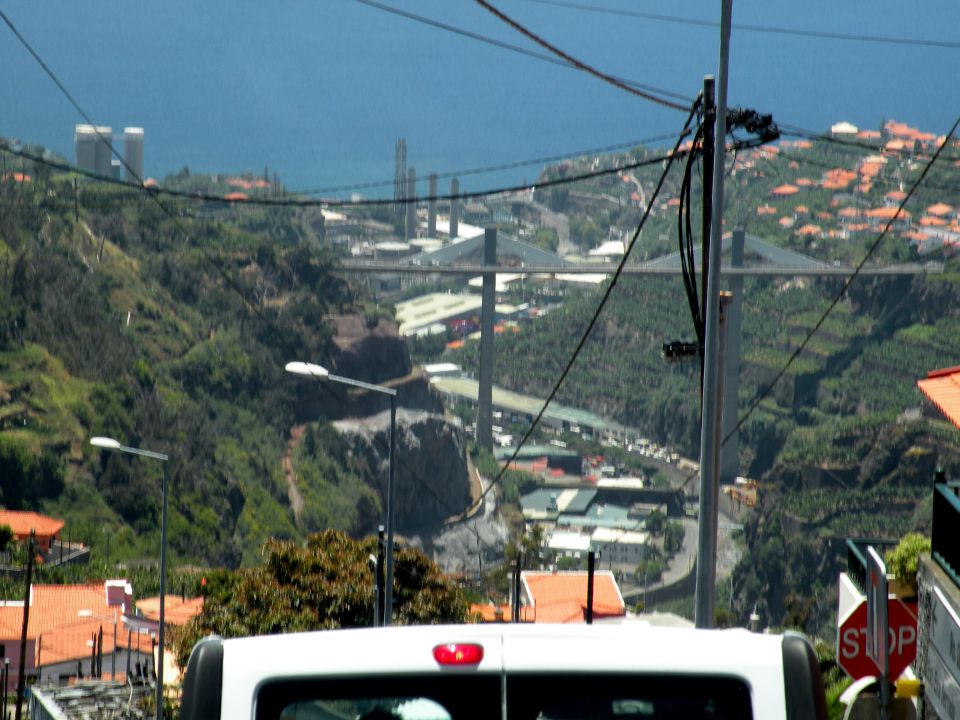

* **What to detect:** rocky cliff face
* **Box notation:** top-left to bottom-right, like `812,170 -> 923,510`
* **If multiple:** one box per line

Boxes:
334,409 -> 472,533
329,315 -> 410,385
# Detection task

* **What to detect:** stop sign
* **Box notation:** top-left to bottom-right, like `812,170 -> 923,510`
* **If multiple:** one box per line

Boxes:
837,598 -> 918,679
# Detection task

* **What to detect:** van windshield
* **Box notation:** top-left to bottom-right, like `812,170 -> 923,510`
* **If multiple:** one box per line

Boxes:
258,672 -> 753,720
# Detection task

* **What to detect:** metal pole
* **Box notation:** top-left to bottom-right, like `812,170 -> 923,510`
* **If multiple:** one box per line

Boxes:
111,613 -> 117,680
156,460 -> 168,720
15,532 -> 34,720
477,227 -> 497,451
694,0 -> 734,630
376,525 -> 385,626
384,395 -> 397,625
586,551 -> 596,625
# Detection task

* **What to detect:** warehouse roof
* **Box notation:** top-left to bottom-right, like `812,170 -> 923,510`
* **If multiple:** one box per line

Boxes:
432,376 -> 617,432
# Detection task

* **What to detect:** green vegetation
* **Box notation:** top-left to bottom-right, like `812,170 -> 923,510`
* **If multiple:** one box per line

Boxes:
174,529 -> 468,667
885,532 -> 931,593
0,162 -> 366,569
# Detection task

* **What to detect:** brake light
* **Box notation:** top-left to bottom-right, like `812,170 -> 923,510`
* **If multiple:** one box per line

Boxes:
432,643 -> 484,666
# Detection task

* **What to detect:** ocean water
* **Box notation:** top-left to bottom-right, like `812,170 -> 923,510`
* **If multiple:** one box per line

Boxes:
3,0 -> 958,196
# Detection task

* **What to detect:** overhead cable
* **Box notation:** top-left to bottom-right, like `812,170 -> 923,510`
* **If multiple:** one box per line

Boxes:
351,0 -> 692,105
295,132 -> 684,196
0,8 -> 527,530
0,141 -> 687,208
725,113 -> 960,445
463,97 -> 703,516
522,0 -> 960,50
472,0 -> 690,111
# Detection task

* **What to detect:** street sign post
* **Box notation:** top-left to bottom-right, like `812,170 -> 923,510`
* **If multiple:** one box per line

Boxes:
866,547 -> 890,685
838,598 -> 918,680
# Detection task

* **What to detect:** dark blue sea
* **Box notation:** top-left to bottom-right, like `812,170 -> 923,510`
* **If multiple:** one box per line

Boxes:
3,0 -> 957,196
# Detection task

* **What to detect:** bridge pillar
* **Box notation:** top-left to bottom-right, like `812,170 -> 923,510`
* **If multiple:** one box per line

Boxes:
450,178 -> 460,239
477,228 -> 497,452
720,228 -> 744,485
428,173 -> 437,238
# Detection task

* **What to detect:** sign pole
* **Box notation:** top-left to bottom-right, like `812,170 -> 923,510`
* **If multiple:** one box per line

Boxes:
866,546 -> 890,719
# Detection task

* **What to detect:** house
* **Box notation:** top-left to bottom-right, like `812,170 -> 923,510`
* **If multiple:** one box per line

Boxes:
520,570 -> 626,623
0,580 -> 148,691
0,511 -> 64,554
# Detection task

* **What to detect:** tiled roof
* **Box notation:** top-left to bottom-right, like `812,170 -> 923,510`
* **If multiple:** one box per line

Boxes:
135,595 -> 204,626
927,203 -> 954,217
0,583 -> 144,667
0,511 -> 65,538
865,206 -> 911,220
521,571 -> 625,624
771,184 -> 799,196
919,367 -> 960,430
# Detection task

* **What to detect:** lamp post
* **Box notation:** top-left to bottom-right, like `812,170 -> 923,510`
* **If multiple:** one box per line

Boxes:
285,361 -> 398,625
90,436 -> 168,720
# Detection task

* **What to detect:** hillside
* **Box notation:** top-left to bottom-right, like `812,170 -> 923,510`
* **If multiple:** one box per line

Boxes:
0,155 -> 468,570
445,123 -> 960,633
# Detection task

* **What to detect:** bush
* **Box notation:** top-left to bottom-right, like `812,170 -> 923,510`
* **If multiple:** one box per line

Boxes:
885,532 -> 931,594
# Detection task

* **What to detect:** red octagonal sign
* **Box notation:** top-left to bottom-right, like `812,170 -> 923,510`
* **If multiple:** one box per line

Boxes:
837,598 -> 917,679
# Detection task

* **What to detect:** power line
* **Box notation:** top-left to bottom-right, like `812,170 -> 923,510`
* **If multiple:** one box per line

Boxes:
782,124 -> 960,165
472,0 -> 689,111
521,0 -> 960,50
464,98 -> 702,517
724,113 -> 960,445
350,0 -> 692,105
295,133 -> 684,196
0,7 -> 469,528
0,140 -> 687,208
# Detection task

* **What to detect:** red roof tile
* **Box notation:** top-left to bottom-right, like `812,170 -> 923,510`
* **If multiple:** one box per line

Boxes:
919,368 -> 960,429
135,595 -> 204,626
771,184 -> 799,196
927,203 -> 954,217
0,582 -> 145,667
866,206 -> 911,220
521,571 -> 624,624
0,511 -> 64,539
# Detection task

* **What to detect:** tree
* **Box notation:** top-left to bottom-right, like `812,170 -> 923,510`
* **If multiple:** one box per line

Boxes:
645,509 -> 666,535
0,524 -> 13,551
663,521 -> 685,554
532,227 -> 559,253
173,530 -> 469,668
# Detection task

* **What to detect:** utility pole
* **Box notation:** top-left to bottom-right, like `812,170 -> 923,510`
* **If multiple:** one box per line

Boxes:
476,228 -> 497,451
700,76 -> 716,349
15,531 -> 34,720
694,0 -> 734,630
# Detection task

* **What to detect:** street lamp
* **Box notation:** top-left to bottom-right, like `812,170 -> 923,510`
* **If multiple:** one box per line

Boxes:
285,361 -> 399,625
90,436 -> 168,720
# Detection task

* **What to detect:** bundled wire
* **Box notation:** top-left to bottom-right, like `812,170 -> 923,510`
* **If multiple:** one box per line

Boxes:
677,119 -> 707,350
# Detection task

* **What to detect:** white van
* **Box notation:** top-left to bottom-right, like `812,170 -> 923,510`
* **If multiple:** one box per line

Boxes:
179,624 -> 827,720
